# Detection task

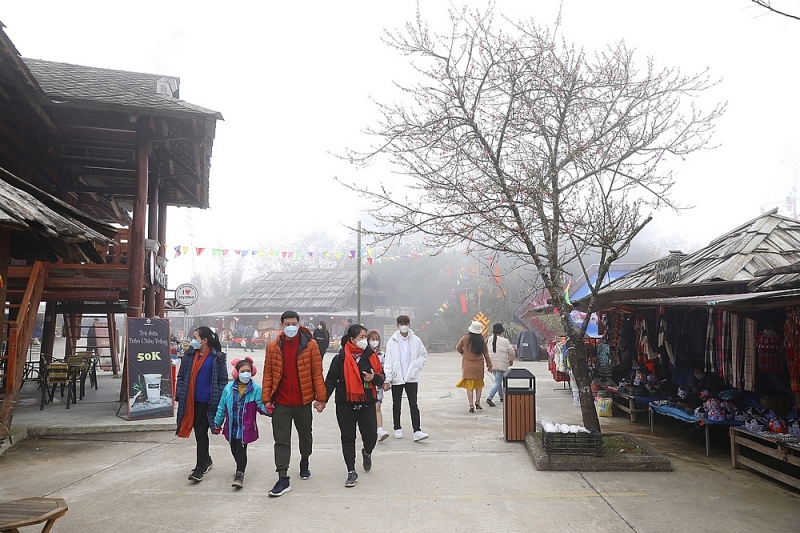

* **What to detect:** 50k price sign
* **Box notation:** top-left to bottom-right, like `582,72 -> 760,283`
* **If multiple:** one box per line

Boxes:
125,317 -> 173,421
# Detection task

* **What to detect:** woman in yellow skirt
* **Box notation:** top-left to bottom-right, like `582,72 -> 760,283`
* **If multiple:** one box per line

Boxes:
455,321 -> 493,413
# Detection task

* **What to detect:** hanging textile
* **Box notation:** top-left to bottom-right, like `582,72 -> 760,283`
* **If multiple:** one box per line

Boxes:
718,311 -> 731,381
785,309 -> 800,394
743,319 -> 756,391
756,329 -> 784,373
730,314 -> 742,389
596,343 -> 612,379
705,310 -> 717,373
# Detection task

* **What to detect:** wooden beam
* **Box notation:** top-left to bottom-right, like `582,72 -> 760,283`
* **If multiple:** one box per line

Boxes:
127,116 -> 149,317
145,173 -> 158,317
56,303 -> 127,314
754,262 -> 800,278
156,181 -> 168,317
41,290 -> 121,301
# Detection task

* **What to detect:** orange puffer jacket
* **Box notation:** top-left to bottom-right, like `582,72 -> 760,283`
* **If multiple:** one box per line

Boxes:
261,327 -> 327,405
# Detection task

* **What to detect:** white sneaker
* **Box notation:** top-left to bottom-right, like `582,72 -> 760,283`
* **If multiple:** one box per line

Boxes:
413,431 -> 429,442
377,427 -> 389,442
394,429 -> 403,439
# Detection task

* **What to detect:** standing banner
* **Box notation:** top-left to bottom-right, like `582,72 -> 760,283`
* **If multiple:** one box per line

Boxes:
125,317 -> 173,420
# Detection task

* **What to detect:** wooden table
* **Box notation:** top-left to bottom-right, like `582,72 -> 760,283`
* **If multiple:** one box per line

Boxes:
0,497 -> 68,533
730,427 -> 800,489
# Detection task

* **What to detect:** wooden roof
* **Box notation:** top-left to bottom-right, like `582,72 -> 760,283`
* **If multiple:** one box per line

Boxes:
586,209 -> 800,310
234,269 -> 388,312
0,23 -> 221,226
0,166 -> 115,263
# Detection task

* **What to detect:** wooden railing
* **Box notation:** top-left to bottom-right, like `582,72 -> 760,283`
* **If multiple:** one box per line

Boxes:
0,261 -> 49,438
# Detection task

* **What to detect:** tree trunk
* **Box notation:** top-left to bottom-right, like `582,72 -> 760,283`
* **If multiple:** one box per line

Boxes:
569,336 -> 601,432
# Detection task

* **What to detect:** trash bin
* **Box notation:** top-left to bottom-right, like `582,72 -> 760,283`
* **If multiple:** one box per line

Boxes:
503,368 -> 536,442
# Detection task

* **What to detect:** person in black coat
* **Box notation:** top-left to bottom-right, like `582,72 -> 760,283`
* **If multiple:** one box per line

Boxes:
313,321 -> 330,359
322,323 -> 384,487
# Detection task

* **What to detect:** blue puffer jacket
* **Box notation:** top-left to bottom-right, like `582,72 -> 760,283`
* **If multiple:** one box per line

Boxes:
175,347 -> 228,432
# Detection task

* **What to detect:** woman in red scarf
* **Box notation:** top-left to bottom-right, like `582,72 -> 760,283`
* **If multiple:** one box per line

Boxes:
323,323 -> 385,487
175,326 -> 228,482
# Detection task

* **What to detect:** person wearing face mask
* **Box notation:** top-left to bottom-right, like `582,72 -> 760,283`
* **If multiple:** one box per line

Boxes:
213,357 -> 267,488
322,323 -> 385,487
383,315 -> 429,442
688,366 -> 723,396
313,320 -> 330,360
262,310 -> 327,497
366,330 -> 390,442
175,326 -> 228,483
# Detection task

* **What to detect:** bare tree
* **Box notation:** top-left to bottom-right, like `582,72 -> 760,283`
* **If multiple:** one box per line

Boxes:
751,1 -> 800,21
342,6 -> 724,431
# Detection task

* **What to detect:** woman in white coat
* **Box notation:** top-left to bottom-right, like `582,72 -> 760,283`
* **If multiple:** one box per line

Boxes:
485,323 -> 515,407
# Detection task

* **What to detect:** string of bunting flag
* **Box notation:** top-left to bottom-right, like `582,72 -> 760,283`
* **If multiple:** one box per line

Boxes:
168,244 -> 468,264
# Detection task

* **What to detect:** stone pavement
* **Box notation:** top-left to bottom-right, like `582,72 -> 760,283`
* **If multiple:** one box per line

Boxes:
1,348 -> 798,533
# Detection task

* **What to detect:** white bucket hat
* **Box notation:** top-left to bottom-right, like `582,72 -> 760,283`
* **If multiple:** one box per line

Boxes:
468,321 -> 483,334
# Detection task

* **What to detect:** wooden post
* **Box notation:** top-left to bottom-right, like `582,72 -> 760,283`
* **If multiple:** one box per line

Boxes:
0,227 -> 9,346
128,116 -> 150,318
144,174 -> 158,317
107,313 -> 120,376
40,302 -> 57,364
156,181 -> 167,318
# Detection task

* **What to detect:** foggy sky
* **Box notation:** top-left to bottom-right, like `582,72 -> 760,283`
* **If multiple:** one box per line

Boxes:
4,1 -> 799,286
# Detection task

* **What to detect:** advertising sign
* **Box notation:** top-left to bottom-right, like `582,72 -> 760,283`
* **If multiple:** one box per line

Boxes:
125,317 -> 173,420
175,283 -> 199,306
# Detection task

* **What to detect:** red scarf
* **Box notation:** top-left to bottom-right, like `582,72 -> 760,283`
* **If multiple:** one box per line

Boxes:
177,349 -> 211,438
343,342 -> 382,403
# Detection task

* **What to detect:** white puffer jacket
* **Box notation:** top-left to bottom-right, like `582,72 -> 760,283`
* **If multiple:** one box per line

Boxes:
383,329 -> 427,385
486,334 -> 515,372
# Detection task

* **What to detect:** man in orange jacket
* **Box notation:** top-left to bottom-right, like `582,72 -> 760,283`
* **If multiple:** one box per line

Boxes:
262,310 -> 327,497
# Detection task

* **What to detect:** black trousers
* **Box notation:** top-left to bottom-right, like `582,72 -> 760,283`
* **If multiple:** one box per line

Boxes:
392,383 -> 421,432
335,402 -> 377,472
229,438 -> 248,472
193,401 -> 210,471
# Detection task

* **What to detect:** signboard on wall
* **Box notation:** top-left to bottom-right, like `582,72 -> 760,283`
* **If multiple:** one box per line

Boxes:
125,317 -> 173,421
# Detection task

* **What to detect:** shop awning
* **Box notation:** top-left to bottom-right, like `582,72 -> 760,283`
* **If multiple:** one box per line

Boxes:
614,289 -> 800,311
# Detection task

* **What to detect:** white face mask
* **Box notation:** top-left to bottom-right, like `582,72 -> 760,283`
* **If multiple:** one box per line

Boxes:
238,372 -> 252,384
399,325 -> 409,334
355,338 -> 368,350
369,340 -> 380,348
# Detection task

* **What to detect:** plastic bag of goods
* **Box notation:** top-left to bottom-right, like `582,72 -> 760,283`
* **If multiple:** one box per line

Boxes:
595,397 -> 613,417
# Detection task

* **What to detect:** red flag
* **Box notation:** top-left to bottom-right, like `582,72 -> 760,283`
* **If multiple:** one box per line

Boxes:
460,294 -> 468,314
367,257 -> 374,266
196,247 -> 205,256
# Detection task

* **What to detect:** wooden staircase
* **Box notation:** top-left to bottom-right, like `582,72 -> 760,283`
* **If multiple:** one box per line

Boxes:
0,261 -> 48,439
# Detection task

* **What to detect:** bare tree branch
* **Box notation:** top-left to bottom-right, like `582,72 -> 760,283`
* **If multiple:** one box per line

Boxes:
340,5 -> 724,431
751,0 -> 800,20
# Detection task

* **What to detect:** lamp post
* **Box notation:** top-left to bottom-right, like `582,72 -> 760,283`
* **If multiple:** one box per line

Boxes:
357,221 -> 362,324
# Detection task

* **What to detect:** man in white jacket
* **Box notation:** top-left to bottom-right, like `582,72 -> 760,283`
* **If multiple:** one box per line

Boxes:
381,315 -> 429,442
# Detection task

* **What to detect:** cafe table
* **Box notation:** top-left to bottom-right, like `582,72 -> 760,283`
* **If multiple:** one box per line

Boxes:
0,497 -> 68,532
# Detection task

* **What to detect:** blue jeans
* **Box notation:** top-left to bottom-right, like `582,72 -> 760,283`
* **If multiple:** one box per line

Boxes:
487,370 -> 505,401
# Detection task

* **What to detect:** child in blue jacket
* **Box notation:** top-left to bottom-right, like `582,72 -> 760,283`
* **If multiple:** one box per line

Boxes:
213,357 -> 267,488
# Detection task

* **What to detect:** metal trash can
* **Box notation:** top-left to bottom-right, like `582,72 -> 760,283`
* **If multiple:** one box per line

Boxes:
503,368 -> 536,442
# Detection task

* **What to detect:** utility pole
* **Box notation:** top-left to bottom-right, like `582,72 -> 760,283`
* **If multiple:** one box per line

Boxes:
357,221 -> 362,324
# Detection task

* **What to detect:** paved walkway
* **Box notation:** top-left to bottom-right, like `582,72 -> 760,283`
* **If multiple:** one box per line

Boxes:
1,348 -> 798,533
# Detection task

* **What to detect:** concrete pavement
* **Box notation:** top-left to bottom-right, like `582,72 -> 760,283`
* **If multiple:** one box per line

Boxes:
1,348 -> 798,533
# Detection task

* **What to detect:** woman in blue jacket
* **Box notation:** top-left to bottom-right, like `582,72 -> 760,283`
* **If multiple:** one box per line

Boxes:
175,326 -> 228,482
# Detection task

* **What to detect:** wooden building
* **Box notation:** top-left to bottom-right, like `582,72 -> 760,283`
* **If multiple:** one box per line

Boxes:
0,22 -> 221,437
